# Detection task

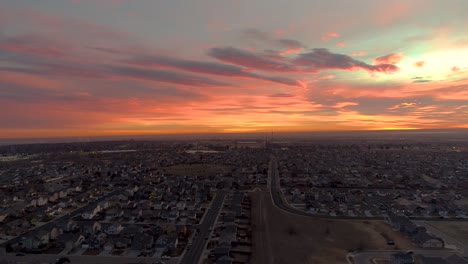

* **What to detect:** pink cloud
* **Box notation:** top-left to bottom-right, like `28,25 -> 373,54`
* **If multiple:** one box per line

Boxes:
414,61 -> 425,68
280,47 -> 303,56
274,29 -> 286,37
321,32 -> 340,42
0,34 -> 67,59
351,51 -> 367,57
373,53 -> 405,65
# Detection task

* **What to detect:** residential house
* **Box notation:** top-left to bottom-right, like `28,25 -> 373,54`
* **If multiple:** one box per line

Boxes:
216,255 -> 234,264
411,232 -> 444,248
50,227 -> 62,240
121,225 -> 143,238
0,210 -> 9,223
176,201 -> 186,211
105,208 -> 123,219
131,233 -> 154,250
114,236 -> 131,249
48,192 -> 59,203
23,229 -> 50,250
168,210 -> 179,222
417,256 -> 449,264
63,220 -> 78,233
80,222 -> 102,236
213,242 -> 231,261
56,233 -> 85,251
59,190 -> 68,199
105,223 -> 123,235
37,196 -> 48,206
391,253 -> 414,264
103,240 -> 114,252
22,236 -> 42,250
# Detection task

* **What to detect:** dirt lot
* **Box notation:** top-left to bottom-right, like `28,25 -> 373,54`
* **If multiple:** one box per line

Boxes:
250,188 -> 415,264
163,164 -> 234,177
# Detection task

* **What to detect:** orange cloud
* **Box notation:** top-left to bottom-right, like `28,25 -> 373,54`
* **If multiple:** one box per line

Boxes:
414,61 -> 425,68
373,53 -> 405,65
332,102 -> 358,108
388,102 -> 417,110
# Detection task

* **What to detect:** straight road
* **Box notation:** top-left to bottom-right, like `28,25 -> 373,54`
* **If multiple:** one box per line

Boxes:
179,191 -> 225,264
268,155 -> 468,222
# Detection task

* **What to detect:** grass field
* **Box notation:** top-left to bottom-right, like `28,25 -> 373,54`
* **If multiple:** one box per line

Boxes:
250,188 -> 415,264
163,163 -> 234,177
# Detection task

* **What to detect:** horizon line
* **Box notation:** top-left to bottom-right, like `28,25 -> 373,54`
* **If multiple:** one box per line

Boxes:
1,128 -> 467,146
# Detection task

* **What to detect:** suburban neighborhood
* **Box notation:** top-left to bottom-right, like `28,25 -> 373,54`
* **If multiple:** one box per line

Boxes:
0,138 -> 467,263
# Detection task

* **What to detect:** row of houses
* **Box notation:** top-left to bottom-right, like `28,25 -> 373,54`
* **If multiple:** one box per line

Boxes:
15,219 -> 181,257
387,216 -> 444,248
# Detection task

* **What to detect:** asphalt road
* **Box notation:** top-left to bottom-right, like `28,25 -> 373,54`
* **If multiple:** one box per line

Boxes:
268,155 -> 468,222
1,189 -> 123,247
179,191 -> 225,264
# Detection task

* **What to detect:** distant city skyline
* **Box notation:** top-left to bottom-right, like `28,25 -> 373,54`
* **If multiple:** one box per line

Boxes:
1,0 -> 467,138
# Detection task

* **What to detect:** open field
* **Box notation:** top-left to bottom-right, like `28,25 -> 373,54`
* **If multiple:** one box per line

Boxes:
250,188 -> 416,264
163,163 -> 234,177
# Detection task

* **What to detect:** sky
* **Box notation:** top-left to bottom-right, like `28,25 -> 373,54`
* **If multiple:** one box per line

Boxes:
0,0 -> 467,138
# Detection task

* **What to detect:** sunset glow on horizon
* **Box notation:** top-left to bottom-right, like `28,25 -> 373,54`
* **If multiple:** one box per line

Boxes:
1,0 -> 467,138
